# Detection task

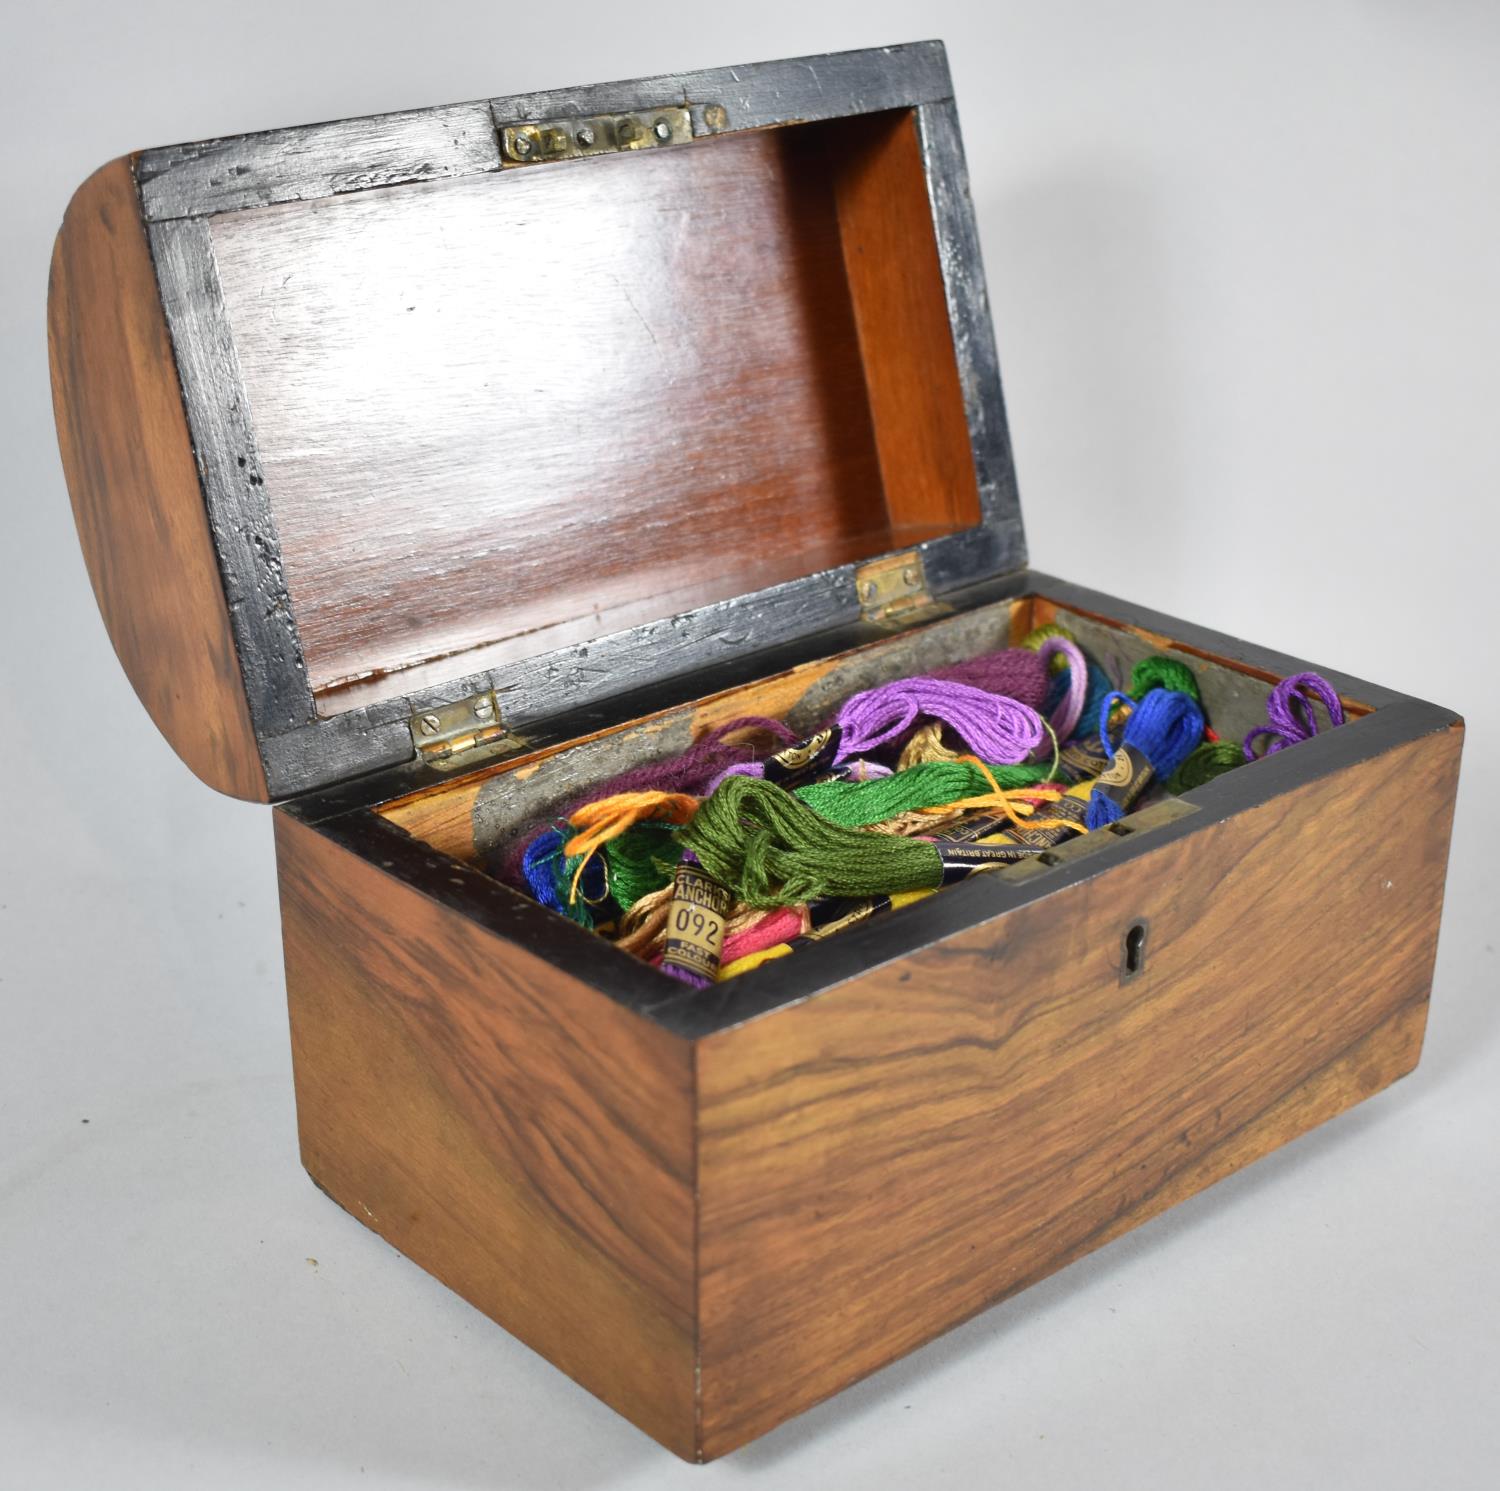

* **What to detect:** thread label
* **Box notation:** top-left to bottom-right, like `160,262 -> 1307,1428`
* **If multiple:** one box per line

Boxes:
762,726 -> 842,788
806,897 -> 881,940
934,841 -> 1043,883
1006,792 -> 1089,848
1095,744 -> 1154,809
661,866 -> 733,982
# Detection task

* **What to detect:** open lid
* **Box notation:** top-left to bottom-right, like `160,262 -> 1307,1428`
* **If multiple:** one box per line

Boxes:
49,41 -> 1024,801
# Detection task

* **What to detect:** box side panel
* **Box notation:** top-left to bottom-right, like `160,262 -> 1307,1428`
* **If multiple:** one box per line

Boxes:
696,721 -> 1462,1457
47,156 -> 267,801
274,813 -> 698,1456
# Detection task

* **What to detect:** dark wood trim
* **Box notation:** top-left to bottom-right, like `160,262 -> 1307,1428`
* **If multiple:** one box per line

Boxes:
148,216 -> 316,743
247,532 -> 1006,799
915,97 -> 1025,563
135,44 -> 956,224
486,41 -> 955,140
47,156 -> 268,800
137,102 -> 501,222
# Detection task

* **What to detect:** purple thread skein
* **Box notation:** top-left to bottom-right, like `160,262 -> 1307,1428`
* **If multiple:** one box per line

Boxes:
833,677 -> 1045,765
1244,672 -> 1345,759
928,647 -> 1049,710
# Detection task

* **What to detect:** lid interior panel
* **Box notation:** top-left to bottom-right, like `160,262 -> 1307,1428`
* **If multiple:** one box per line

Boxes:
206,107 -> 985,715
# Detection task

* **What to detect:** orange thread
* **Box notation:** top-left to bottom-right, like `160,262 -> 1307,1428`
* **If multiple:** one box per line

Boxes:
917,755 -> 1084,836
563,791 -> 699,902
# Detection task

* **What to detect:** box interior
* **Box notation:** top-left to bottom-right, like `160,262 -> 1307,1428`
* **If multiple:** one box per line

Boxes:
370,591 -> 1371,989
205,107 -> 983,717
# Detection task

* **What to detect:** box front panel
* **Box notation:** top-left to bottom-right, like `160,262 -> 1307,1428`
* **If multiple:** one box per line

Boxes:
695,721 -> 1461,1457
275,813 -> 699,1456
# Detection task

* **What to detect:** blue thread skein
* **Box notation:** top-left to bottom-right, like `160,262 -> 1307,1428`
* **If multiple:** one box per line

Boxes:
522,827 -> 604,927
1087,688 -> 1205,828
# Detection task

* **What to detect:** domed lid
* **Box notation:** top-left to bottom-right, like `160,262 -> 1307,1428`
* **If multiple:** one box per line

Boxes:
50,41 -> 1024,800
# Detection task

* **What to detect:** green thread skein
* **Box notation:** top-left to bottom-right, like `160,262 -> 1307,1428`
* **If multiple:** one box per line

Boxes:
602,820 -> 683,911
1166,740 -> 1244,793
1129,655 -> 1201,703
794,759 -> 1051,826
680,775 -> 949,908
601,760 -> 1055,909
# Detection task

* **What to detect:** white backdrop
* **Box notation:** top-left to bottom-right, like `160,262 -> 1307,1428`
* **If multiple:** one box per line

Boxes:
2,4 -> 1495,1487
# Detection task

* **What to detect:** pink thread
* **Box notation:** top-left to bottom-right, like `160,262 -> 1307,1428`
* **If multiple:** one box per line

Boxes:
834,678 -> 1044,764
1039,636 -> 1088,745
720,907 -> 805,967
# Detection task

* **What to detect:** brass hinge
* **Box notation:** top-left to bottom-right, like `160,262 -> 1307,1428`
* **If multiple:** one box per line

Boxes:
410,690 -> 518,767
855,551 -> 948,628
499,103 -> 722,167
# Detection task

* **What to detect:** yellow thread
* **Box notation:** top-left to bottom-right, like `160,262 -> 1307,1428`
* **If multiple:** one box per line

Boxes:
1021,622 -> 1079,674
897,721 -> 961,769
888,888 -> 935,910
718,943 -> 795,980
1038,716 -> 1061,783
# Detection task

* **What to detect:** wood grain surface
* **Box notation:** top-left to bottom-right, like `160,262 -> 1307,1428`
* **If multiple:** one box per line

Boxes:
276,811 -> 699,1454
692,721 -> 1462,1457
48,157 -> 267,800
208,114 -> 972,710
288,706 -> 1461,1459
833,109 -> 981,530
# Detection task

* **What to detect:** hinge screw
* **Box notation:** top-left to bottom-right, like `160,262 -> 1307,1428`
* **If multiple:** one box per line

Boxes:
652,118 -> 672,141
576,124 -> 596,148
860,580 -> 878,602
617,117 -> 642,145
703,104 -> 728,131
418,714 -> 442,736
473,697 -> 495,721
902,567 -> 918,588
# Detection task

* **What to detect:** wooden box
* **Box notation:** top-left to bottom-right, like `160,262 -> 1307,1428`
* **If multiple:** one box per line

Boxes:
49,42 -> 1463,1462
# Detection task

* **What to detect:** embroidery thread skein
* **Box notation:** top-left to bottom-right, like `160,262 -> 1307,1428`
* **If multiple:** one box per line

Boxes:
1021,623 -> 1078,671
496,715 -> 796,888
1038,636 -> 1088,744
1167,741 -> 1244,793
681,776 -> 951,908
834,679 -> 1044,765
1129,655 -> 1202,703
559,791 -> 697,901
1086,688 -> 1205,828
928,646 -> 1049,710
1244,672 -> 1345,759
794,759 -> 1053,827
521,828 -> 604,927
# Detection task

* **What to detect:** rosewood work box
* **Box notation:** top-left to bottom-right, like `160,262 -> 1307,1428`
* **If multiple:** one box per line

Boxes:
50,42 -> 1462,1461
